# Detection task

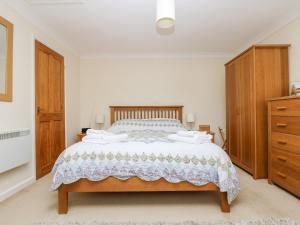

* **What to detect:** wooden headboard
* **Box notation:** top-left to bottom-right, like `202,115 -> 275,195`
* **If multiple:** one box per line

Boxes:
109,106 -> 183,125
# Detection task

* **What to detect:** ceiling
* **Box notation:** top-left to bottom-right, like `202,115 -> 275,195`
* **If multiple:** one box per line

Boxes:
5,0 -> 300,57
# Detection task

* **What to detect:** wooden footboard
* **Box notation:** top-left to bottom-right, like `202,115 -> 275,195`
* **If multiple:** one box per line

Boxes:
58,177 -> 230,214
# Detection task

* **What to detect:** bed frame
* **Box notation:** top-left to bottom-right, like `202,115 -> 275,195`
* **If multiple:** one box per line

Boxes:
58,106 -> 230,214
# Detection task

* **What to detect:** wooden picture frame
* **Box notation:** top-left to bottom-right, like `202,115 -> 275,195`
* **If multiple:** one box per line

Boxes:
0,16 -> 13,102
57,106 -> 230,214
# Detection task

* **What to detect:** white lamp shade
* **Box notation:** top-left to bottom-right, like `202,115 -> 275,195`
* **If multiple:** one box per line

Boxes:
95,113 -> 104,124
186,113 -> 195,123
156,0 -> 175,29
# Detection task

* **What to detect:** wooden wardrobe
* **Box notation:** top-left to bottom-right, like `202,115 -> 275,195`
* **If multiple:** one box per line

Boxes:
225,45 -> 289,179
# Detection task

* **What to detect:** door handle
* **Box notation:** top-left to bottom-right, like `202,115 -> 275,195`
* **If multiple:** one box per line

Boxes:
37,106 -> 43,113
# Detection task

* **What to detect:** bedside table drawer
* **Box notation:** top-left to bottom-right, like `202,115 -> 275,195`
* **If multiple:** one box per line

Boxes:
271,116 -> 300,136
77,133 -> 86,142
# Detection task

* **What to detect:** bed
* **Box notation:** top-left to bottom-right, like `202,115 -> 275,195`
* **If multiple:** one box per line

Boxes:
52,106 -> 239,214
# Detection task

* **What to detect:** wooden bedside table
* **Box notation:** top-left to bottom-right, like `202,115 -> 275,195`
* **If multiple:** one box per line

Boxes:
77,133 -> 86,142
199,124 -> 215,143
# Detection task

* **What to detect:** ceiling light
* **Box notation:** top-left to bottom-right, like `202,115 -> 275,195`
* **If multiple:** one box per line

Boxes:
156,0 -> 175,29
25,0 -> 87,5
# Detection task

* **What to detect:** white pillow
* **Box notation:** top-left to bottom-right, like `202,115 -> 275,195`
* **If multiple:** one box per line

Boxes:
108,118 -> 185,133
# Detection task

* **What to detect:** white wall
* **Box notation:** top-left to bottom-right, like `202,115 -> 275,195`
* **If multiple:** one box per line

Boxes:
80,57 -> 228,144
79,16 -> 300,148
260,16 -> 300,84
0,2 -> 80,201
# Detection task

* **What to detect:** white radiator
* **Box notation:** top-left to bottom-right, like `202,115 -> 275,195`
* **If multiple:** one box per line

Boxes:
0,129 -> 31,173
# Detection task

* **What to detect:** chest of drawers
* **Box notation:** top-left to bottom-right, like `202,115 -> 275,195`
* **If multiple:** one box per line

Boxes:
268,96 -> 300,197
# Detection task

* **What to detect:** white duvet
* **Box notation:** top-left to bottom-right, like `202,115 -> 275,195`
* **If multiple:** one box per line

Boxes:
51,129 -> 240,203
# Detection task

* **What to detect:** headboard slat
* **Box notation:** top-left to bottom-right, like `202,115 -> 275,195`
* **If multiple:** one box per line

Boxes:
109,106 -> 183,125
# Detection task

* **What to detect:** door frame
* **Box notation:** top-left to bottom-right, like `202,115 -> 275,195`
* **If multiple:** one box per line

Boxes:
34,39 -> 66,179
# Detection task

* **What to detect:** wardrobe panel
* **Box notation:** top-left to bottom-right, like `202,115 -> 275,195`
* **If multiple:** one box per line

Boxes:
226,62 -> 240,162
254,47 -> 289,178
238,51 -> 255,172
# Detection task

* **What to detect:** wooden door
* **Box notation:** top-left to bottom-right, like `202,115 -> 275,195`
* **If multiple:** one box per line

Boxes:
237,51 -> 254,172
226,62 -> 240,162
35,41 -> 65,179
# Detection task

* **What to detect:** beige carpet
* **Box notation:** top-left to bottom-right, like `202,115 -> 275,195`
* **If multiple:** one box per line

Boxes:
29,218 -> 300,225
0,168 -> 299,225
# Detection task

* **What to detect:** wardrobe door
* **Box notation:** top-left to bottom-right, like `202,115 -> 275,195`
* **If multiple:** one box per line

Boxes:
254,47 -> 289,178
237,51 -> 254,172
226,62 -> 240,162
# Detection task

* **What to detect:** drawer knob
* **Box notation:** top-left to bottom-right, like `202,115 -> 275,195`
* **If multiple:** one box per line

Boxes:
277,156 -> 287,162
278,140 -> 287,145
276,123 -> 287,128
276,172 -> 287,179
276,106 -> 287,111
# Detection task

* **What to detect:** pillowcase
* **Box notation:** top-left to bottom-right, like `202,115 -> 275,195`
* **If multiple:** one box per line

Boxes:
108,118 -> 185,133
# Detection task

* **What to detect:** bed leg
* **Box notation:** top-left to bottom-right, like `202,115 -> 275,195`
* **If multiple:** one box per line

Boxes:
58,187 -> 68,214
220,192 -> 230,213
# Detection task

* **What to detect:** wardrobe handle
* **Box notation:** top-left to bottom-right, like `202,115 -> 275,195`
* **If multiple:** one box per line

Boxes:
276,123 -> 287,128
277,172 -> 287,179
277,140 -> 287,145
276,106 -> 287,111
277,156 -> 287,162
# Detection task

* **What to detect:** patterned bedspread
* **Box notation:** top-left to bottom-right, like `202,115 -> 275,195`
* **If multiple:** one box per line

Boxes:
51,130 -> 240,203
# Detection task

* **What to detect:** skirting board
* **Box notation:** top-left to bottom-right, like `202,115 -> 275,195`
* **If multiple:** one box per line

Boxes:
0,176 -> 35,202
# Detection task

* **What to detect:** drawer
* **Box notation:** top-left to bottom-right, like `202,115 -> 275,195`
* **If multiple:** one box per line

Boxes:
271,116 -> 300,136
271,170 -> 300,197
271,99 -> 300,116
271,132 -> 300,155
271,148 -> 300,174
271,162 -> 300,197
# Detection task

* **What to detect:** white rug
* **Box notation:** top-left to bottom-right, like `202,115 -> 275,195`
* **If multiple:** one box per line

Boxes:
30,218 -> 300,225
